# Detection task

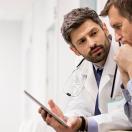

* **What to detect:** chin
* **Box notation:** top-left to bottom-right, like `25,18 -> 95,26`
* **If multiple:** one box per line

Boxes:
95,56 -> 106,64
91,58 -> 104,63
86,54 -> 106,63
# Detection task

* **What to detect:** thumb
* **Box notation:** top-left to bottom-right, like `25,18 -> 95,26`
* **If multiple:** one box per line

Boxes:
48,99 -> 56,109
48,99 -> 64,118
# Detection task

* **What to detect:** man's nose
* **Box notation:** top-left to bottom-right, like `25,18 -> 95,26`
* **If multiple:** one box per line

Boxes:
115,32 -> 122,42
88,38 -> 95,47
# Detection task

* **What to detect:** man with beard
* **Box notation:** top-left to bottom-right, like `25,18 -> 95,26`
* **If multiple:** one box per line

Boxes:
38,7 -> 132,132
100,0 -> 132,124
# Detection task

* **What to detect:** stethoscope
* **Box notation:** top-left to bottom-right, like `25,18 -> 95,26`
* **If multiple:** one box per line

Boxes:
63,58 -> 86,97
64,42 -> 121,98
111,42 -> 121,97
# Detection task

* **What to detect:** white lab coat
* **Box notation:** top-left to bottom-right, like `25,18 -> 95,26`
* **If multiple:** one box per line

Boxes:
64,43 -> 132,132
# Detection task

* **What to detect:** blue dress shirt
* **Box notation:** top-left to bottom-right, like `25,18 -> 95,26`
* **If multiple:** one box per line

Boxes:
122,79 -> 132,122
93,66 -> 103,115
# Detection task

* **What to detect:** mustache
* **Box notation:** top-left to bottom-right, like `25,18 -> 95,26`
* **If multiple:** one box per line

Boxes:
90,44 -> 103,52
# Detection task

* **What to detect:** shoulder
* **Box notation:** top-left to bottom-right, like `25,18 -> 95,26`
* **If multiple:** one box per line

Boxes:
76,58 -> 92,73
76,58 -> 85,68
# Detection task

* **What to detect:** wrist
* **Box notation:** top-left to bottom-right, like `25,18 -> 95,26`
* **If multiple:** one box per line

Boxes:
128,70 -> 132,80
78,116 -> 87,131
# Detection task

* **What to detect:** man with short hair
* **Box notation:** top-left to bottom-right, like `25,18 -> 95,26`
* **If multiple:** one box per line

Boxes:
100,0 -> 132,123
39,7 -> 132,132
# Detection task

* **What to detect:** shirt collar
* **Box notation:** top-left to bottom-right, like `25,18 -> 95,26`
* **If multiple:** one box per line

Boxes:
93,64 -> 104,71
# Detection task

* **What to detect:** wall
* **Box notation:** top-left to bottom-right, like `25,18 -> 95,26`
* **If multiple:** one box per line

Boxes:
20,0 -> 81,131
0,20 -> 22,132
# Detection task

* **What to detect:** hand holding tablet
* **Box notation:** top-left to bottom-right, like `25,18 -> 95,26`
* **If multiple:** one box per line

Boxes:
24,90 -> 68,127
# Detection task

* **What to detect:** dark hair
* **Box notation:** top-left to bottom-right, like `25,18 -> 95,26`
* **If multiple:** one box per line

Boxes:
100,0 -> 132,21
61,7 -> 103,45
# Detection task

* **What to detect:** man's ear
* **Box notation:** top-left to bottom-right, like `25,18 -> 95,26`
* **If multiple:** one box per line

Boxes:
102,23 -> 109,36
70,46 -> 80,56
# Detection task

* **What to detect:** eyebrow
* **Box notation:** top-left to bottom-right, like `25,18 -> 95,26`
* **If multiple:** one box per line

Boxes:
76,27 -> 98,43
111,23 -> 122,29
89,27 -> 98,34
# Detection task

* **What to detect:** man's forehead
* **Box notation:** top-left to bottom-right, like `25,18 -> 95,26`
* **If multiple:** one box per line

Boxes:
108,6 -> 122,25
74,19 -> 101,32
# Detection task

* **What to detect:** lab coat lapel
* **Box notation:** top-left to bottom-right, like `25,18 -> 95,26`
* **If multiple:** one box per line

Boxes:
99,44 -> 117,94
82,61 -> 98,103
99,44 -> 118,112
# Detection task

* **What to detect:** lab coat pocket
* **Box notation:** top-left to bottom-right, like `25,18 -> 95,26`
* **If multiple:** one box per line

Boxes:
108,95 -> 125,113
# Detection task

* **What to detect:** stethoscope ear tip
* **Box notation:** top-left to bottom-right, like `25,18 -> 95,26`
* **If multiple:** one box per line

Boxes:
66,93 -> 71,96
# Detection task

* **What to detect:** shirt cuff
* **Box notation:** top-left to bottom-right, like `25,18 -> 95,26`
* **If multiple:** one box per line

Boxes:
122,80 -> 132,103
127,79 -> 132,97
88,117 -> 98,132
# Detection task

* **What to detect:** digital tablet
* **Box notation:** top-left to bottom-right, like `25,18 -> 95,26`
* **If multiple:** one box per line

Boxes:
24,90 -> 68,127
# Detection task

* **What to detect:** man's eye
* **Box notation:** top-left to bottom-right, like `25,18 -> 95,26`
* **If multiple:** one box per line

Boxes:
116,26 -> 120,29
90,31 -> 97,37
79,38 -> 86,44
114,24 -> 122,30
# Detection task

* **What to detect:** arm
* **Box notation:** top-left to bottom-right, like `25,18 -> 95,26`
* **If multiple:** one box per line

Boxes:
38,99 -> 99,132
38,99 -> 82,132
114,44 -> 132,87
38,99 -> 132,132
122,80 -> 132,123
38,101 -> 132,132
114,44 -> 132,122
87,107 -> 132,132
